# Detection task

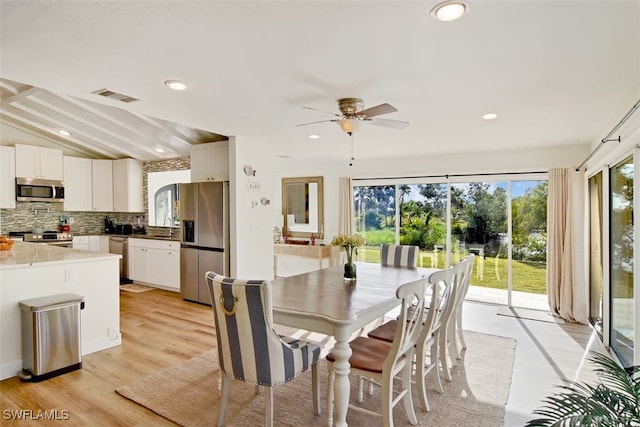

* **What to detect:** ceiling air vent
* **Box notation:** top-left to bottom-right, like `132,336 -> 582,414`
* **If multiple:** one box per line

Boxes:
91,88 -> 139,103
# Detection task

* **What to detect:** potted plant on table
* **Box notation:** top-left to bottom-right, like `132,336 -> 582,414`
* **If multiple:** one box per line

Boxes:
331,234 -> 365,280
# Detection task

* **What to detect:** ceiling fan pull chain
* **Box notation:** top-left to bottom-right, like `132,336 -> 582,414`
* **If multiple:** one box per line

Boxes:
349,132 -> 355,167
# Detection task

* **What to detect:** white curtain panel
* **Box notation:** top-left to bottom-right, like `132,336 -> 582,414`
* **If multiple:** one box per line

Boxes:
547,167 -> 588,323
338,177 -> 353,235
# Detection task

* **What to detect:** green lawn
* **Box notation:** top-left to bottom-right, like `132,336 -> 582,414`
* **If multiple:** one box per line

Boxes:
356,246 -> 547,294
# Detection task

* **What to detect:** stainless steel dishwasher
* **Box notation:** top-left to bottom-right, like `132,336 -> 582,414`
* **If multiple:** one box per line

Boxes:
109,236 -> 130,283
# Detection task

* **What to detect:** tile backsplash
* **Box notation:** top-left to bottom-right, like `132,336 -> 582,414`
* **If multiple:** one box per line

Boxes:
0,156 -> 190,235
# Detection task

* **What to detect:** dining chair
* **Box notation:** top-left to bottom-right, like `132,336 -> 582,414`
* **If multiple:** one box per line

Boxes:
367,267 -> 456,412
380,244 -> 419,268
326,277 -> 427,427
205,271 -> 322,427
449,254 -> 474,360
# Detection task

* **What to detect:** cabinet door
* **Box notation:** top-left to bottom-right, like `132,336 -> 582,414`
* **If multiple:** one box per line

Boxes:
0,146 -> 16,208
128,246 -> 146,282
146,248 -> 163,285
39,147 -> 63,180
92,160 -> 113,212
64,156 -> 92,211
88,236 -> 101,252
212,143 -> 229,181
73,236 -> 90,251
162,249 -> 180,290
113,158 -> 143,212
190,144 -> 213,182
99,236 -> 110,253
15,144 -> 39,178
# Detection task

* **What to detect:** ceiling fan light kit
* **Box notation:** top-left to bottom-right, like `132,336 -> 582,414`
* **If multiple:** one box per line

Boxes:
431,1 -> 468,22
297,97 -> 409,134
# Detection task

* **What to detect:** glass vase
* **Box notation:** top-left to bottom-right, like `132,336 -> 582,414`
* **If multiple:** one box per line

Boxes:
344,262 -> 357,281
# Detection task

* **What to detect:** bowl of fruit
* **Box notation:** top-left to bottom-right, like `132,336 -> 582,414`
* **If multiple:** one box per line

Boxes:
0,236 -> 16,251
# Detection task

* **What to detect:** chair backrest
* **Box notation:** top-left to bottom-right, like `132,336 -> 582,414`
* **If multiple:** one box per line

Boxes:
421,267 -> 455,340
205,271 -> 317,387
380,244 -> 419,268
383,278 -> 427,373
452,255 -> 474,312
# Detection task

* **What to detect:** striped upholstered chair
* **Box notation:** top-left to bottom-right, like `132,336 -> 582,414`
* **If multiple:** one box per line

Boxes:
380,244 -> 419,268
205,272 -> 322,427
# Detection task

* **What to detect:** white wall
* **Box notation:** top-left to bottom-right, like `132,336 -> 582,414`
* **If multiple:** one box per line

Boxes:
229,136 -> 275,280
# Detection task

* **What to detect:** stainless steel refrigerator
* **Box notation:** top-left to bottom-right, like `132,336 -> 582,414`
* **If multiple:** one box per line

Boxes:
179,181 -> 229,305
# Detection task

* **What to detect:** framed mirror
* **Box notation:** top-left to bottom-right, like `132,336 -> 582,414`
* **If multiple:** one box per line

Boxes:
282,176 -> 324,239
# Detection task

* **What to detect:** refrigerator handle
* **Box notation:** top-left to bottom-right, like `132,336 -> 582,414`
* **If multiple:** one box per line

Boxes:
183,220 -> 195,243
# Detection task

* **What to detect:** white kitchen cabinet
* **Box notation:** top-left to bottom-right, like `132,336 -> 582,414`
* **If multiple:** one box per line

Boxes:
15,144 -> 63,180
72,236 -> 90,251
113,158 -> 143,212
91,159 -> 113,212
190,141 -> 229,182
128,238 -> 180,291
63,156 -> 92,211
0,146 -> 16,208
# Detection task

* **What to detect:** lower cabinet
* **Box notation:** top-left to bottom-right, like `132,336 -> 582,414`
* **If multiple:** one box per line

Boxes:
73,235 -> 110,252
128,238 -> 180,291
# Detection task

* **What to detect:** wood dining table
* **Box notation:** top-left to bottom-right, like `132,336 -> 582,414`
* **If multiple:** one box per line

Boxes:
271,262 -> 438,427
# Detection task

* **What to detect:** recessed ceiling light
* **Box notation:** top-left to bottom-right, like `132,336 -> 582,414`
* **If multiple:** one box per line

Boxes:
164,80 -> 188,91
431,1 -> 468,22
482,113 -> 498,120
58,129 -> 71,136
308,134 -> 320,140
154,148 -> 166,153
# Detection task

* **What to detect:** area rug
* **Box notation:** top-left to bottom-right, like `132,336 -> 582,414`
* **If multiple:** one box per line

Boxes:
119,284 -> 156,293
116,331 -> 515,426
497,306 -> 565,324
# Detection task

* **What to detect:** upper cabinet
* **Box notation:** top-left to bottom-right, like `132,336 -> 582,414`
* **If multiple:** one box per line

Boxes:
113,158 -> 143,212
0,146 -> 16,208
15,144 -> 63,180
190,141 -> 229,182
63,156 -> 92,211
91,159 -> 113,212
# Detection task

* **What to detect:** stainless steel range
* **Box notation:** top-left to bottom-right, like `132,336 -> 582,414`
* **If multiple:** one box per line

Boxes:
11,231 -> 73,247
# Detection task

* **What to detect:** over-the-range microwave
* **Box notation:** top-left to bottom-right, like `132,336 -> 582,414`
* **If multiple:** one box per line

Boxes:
16,177 -> 65,203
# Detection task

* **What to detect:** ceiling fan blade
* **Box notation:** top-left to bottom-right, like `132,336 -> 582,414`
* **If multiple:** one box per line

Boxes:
367,117 -> 410,130
302,106 -> 341,117
295,119 -> 337,127
358,103 -> 397,118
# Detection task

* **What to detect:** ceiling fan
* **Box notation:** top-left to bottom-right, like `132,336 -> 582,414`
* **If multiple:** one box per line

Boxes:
297,98 -> 409,134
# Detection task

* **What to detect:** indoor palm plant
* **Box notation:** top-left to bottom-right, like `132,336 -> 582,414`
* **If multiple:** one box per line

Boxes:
526,351 -> 640,426
331,233 -> 365,280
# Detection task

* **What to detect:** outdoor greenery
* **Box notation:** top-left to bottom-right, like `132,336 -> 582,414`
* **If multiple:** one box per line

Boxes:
354,180 -> 548,294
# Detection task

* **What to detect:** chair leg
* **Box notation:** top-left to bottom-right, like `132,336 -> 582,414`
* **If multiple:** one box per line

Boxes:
381,370 -> 394,427
402,356 -> 418,425
218,374 -> 231,427
312,363 -> 321,415
415,343 -> 431,412
431,339 -> 444,393
439,328 -> 453,382
265,386 -> 274,427
357,375 -> 365,402
326,364 -> 335,427
456,309 -> 467,351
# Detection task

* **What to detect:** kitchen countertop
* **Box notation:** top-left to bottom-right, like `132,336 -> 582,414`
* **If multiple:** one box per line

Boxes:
74,233 -> 181,241
0,242 -> 121,270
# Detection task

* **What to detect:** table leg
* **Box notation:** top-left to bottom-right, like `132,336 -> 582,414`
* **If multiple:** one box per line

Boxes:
328,329 -> 352,427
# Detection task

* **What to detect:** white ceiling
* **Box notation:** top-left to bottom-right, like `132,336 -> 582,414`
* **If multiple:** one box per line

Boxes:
0,1 -> 638,162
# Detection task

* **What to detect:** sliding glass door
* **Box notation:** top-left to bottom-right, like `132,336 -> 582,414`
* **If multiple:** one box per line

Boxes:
610,156 -> 635,367
353,174 -> 548,309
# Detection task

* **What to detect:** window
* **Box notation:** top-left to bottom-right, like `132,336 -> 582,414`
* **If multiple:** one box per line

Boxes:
353,174 -> 548,309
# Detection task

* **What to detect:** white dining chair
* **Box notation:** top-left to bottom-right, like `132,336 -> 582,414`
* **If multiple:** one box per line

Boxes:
326,277 -> 427,427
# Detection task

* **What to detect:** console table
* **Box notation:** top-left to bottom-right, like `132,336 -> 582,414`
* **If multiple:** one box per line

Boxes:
273,243 -> 334,274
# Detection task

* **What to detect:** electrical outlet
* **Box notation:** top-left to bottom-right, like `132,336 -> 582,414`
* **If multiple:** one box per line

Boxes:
65,268 -> 76,282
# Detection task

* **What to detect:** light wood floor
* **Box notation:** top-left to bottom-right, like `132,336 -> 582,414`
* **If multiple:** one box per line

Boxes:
0,289 -> 603,426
